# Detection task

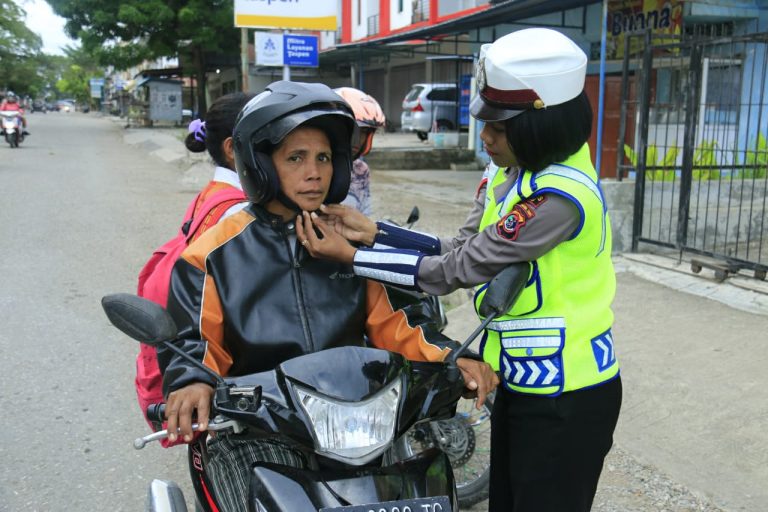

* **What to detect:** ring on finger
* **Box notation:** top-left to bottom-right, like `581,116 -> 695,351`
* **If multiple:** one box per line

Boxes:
301,239 -> 309,246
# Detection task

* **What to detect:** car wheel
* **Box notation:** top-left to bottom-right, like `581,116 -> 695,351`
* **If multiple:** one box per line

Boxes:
416,131 -> 428,141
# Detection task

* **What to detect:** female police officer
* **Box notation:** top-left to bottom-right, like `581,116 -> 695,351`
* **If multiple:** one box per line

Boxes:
298,28 -> 622,512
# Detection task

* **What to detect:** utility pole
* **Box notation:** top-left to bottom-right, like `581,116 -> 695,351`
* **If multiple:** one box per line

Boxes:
241,27 -> 250,92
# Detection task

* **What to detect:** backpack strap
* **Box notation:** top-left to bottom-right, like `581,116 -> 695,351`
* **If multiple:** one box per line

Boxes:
184,187 -> 247,243
178,192 -> 204,236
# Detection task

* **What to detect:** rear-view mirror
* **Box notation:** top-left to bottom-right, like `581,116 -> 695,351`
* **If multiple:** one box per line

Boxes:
101,293 -> 177,346
478,263 -> 530,318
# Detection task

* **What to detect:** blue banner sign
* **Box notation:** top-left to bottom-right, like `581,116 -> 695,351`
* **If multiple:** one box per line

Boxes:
283,34 -> 318,67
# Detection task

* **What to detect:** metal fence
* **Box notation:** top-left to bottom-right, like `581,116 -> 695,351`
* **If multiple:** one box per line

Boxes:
618,26 -> 768,279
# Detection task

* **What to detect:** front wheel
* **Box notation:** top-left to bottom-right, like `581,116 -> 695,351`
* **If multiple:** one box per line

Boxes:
416,131 -> 428,141
10,132 -> 18,148
411,392 -> 494,508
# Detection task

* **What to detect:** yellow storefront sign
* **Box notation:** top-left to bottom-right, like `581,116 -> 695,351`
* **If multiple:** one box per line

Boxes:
234,0 -> 338,31
607,0 -> 683,58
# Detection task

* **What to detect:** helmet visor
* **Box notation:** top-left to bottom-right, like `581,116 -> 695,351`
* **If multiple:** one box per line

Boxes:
470,94 -> 525,122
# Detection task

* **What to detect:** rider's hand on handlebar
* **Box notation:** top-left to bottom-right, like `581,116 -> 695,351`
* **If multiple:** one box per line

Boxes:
456,358 -> 500,409
319,204 -> 378,246
165,382 -> 214,443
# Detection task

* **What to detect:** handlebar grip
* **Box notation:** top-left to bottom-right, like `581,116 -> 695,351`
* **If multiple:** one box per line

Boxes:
146,403 -> 166,423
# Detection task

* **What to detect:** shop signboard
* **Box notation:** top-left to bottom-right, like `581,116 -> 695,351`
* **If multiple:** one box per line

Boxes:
607,0 -> 683,59
235,0 -> 337,30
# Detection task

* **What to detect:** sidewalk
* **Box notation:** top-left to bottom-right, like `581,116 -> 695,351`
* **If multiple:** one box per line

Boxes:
445,253 -> 767,512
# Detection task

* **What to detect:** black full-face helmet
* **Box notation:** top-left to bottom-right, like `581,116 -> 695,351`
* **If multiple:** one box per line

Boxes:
232,81 -> 357,209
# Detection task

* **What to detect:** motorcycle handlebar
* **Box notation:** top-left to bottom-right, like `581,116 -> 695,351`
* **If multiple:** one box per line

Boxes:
146,403 -> 166,423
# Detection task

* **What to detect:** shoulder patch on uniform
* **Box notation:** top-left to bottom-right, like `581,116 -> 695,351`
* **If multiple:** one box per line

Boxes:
496,196 -> 548,241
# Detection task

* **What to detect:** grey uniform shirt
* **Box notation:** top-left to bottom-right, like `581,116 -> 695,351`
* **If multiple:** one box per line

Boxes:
417,167 -> 581,296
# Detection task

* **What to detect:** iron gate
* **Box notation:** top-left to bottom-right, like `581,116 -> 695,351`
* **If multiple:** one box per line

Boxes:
618,28 -> 768,279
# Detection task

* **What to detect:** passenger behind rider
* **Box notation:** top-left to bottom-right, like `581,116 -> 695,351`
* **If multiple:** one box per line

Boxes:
158,81 -> 498,512
182,92 -> 254,228
133,92 -> 253,439
1,92 -> 30,135
333,87 -> 386,216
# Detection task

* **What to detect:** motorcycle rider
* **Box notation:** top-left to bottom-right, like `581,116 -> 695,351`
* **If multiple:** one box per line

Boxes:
158,81 -> 498,512
0,92 -> 30,135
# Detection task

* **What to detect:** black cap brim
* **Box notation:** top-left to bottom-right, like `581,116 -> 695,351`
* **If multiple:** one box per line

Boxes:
470,95 -> 525,122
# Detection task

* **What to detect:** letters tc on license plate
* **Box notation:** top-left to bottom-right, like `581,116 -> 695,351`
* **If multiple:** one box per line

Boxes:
320,495 -> 451,512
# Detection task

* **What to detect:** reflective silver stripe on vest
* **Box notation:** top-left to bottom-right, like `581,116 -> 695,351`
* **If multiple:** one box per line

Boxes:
537,166 -> 607,256
354,251 -> 419,266
489,317 -> 565,331
354,266 -> 415,286
502,336 -> 562,349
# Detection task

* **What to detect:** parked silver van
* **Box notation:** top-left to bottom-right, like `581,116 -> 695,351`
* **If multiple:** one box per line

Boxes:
400,83 -> 459,141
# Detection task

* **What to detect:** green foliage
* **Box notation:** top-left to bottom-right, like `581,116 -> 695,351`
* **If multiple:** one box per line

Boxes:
48,0 -> 240,112
0,0 -> 49,95
741,134 -> 768,179
52,46 -> 102,103
56,63 -> 99,104
623,143 -> 678,181
49,0 -> 164,67
624,141 -> 729,181
691,141 -> 720,181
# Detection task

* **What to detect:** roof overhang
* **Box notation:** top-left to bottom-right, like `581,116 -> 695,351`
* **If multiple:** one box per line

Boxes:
135,76 -> 183,88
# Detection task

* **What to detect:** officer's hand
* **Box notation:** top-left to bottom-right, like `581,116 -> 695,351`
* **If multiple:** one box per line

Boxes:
297,211 -> 358,264
165,382 -> 214,443
456,358 -> 500,409
319,204 -> 378,246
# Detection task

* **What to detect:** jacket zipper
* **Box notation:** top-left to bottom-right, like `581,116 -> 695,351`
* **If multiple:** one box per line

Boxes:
286,234 -> 314,353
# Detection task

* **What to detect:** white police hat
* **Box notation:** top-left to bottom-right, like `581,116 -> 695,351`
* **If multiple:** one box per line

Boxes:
471,28 -> 588,122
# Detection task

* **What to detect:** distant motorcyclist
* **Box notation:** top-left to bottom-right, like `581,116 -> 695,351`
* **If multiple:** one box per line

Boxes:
1,92 -> 30,135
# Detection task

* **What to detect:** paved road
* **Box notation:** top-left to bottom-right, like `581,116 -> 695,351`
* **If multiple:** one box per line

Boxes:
0,113 -> 192,510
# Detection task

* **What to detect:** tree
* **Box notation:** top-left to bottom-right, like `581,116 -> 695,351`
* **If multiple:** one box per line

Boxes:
53,45 -> 102,104
47,0 -> 240,114
0,0 -> 44,94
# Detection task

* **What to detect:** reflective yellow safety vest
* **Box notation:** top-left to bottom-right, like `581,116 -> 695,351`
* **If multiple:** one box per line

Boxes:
475,144 -> 619,396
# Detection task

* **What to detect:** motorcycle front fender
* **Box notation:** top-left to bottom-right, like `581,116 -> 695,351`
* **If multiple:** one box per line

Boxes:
248,448 -> 457,511
147,479 -> 188,512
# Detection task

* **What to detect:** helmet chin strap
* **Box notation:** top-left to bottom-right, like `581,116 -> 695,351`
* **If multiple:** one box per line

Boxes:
276,190 -> 302,214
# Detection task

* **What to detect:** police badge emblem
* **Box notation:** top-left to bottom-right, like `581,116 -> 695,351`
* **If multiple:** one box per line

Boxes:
476,58 -> 487,92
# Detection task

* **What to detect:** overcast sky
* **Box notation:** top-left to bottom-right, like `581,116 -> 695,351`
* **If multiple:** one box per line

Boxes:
19,0 -> 78,55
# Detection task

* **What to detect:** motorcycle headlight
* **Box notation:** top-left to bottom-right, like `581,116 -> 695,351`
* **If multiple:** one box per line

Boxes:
295,379 -> 401,464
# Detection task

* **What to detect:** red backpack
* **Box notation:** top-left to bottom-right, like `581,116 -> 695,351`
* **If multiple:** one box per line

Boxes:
135,185 -> 246,447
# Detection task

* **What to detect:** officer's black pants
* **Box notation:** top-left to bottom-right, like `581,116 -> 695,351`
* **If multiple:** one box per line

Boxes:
489,376 -> 622,512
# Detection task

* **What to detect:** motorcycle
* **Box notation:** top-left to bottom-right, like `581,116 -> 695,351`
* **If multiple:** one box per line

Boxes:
385,207 -> 491,508
1,111 -> 24,148
101,263 -> 528,512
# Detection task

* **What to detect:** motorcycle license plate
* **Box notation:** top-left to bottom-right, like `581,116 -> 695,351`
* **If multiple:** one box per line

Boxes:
320,495 -> 451,512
